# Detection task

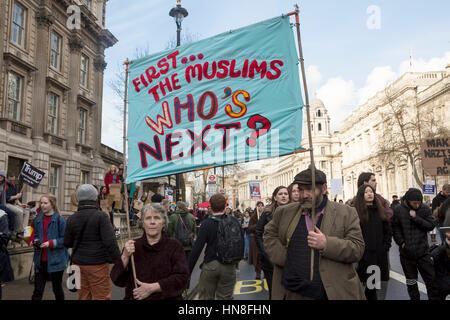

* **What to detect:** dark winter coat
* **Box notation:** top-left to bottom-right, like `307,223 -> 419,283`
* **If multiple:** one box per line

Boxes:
33,213 -> 70,273
356,205 -> 392,282
0,234 -> 14,283
111,233 -> 189,300
392,199 -> 436,260
64,200 -> 121,265
255,209 -> 274,271
390,200 -> 401,210
431,242 -> 450,292
432,192 -> 448,222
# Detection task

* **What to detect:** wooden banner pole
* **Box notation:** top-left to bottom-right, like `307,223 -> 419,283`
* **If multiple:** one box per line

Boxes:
123,59 -> 138,289
290,4 -> 317,281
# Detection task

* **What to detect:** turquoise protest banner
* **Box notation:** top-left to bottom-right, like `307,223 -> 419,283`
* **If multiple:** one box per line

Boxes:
126,16 -> 303,183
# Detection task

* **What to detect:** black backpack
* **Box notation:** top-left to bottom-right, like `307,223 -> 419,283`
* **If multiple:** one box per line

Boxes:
212,214 -> 244,264
175,214 -> 194,247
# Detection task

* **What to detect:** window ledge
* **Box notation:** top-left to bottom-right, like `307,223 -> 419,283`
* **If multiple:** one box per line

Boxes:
43,132 -> 67,148
76,143 -> 93,156
0,118 -> 31,137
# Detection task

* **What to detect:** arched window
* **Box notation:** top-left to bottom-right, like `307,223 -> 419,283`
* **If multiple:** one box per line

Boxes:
318,123 -> 322,131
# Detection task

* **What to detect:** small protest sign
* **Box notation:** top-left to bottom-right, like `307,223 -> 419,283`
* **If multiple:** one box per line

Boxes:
421,138 -> 450,176
18,162 -> 45,188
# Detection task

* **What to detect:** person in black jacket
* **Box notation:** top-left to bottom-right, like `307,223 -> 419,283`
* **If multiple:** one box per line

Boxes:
0,210 -> 14,300
431,225 -> 450,300
432,184 -> 450,243
64,184 -> 121,300
392,188 -> 438,300
255,186 -> 289,299
354,184 -> 392,300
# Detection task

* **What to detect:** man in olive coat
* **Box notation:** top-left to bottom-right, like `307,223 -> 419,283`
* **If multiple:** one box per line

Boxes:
263,166 -> 366,300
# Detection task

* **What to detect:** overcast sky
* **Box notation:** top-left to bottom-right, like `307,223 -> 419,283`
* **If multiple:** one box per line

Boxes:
101,0 -> 450,152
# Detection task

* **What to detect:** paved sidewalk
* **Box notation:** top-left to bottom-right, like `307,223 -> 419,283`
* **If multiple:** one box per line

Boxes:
1,265 -> 125,300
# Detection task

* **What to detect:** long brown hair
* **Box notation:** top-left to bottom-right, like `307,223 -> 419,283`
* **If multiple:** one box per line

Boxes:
40,194 -> 59,213
267,186 -> 289,213
354,184 -> 388,224
287,183 -> 297,202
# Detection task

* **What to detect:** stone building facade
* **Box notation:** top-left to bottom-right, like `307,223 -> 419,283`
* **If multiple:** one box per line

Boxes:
339,67 -> 450,201
0,0 -> 120,212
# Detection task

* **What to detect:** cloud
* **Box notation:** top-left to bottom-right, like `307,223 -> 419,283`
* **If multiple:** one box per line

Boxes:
314,51 -> 450,132
306,65 -> 322,88
398,51 -> 450,75
357,66 -> 397,105
316,77 -> 356,132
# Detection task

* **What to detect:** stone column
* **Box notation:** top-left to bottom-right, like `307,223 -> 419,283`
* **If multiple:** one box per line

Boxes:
0,0 -> 5,104
93,53 -> 107,154
32,6 -> 54,140
31,5 -> 53,204
67,32 -> 84,151
92,53 -> 107,189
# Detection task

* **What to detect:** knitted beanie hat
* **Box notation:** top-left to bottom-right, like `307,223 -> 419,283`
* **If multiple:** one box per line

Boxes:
405,188 -> 423,202
76,184 -> 99,201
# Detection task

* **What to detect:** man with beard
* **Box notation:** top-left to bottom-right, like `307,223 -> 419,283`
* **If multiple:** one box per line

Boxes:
263,165 -> 366,300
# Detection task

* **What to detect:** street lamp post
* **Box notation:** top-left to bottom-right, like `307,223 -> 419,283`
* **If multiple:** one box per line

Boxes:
169,0 -> 188,201
169,0 -> 188,47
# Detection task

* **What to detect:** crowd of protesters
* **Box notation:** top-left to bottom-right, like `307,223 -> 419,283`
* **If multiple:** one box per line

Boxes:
0,162 -> 449,301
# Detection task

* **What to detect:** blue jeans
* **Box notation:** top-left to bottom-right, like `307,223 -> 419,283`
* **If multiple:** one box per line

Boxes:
129,208 -> 134,222
244,231 -> 249,256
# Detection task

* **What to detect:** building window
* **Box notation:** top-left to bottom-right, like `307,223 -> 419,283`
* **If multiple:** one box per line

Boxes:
321,147 -> 326,155
318,123 -> 322,131
320,161 -> 327,170
78,108 -> 87,144
80,54 -> 89,88
47,93 -> 59,135
80,170 -> 89,184
11,2 -> 26,47
50,32 -> 62,70
49,164 -> 61,197
7,72 -> 22,121
317,110 -> 321,117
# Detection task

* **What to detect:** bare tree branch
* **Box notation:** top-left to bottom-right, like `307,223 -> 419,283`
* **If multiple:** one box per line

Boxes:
376,86 -> 450,186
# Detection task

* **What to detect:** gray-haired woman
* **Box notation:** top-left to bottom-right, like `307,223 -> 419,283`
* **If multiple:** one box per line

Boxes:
110,204 -> 189,300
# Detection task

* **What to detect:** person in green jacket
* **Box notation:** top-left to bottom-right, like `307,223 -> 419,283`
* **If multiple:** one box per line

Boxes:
168,201 -> 197,260
168,201 -> 196,295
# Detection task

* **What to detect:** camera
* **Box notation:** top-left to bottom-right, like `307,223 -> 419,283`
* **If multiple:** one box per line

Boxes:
33,239 -> 41,250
